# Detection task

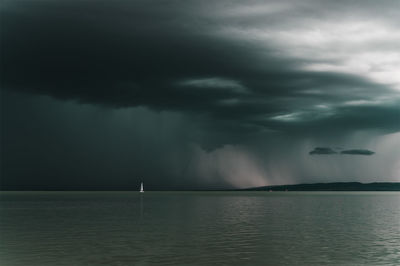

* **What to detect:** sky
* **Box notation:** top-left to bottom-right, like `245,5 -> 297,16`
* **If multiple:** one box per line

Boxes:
1,0 -> 399,190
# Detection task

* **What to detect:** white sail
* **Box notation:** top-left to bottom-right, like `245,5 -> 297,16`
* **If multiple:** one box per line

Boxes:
140,182 -> 144,193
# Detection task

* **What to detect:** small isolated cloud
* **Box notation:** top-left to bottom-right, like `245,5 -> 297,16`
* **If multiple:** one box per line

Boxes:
309,147 -> 375,156
309,147 -> 337,155
341,149 -> 375,155
178,77 -> 247,94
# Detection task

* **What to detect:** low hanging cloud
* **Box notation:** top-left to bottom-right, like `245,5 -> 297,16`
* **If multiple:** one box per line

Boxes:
341,149 -> 375,155
309,147 -> 337,155
309,147 -> 375,156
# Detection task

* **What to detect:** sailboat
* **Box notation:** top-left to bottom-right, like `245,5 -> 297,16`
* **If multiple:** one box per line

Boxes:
140,182 -> 144,193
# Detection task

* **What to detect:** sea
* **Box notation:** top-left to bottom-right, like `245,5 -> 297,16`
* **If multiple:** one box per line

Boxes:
1,191 -> 399,265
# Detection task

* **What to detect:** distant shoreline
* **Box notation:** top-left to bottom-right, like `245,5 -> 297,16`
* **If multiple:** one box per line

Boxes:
240,182 -> 400,191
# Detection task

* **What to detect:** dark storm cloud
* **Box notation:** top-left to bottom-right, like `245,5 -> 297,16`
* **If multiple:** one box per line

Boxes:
1,0 -> 400,190
1,0 -> 400,139
341,149 -> 375,155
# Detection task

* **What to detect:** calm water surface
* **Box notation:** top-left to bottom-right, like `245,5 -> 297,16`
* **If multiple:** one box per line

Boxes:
1,192 -> 399,265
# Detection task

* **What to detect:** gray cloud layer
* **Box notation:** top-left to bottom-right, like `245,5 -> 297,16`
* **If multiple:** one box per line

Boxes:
1,0 -> 400,139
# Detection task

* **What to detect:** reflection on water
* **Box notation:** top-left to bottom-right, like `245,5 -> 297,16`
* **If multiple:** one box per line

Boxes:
1,192 -> 399,265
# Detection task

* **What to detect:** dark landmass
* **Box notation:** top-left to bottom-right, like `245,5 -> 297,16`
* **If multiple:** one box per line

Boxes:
241,182 -> 400,191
